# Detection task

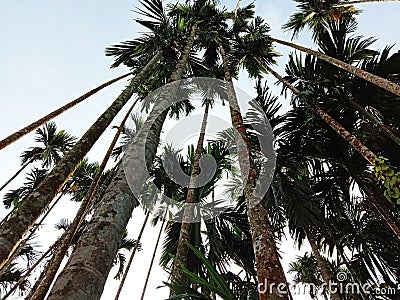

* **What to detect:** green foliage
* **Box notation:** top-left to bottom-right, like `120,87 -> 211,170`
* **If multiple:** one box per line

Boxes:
374,156 -> 400,203
166,243 -> 236,300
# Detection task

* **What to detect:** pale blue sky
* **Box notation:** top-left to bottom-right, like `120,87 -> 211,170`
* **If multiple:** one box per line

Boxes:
0,0 -> 399,299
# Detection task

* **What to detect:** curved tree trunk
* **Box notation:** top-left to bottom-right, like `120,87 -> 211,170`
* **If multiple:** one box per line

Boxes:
270,37 -> 400,97
0,73 -> 130,151
0,158 -> 33,192
114,212 -> 150,300
266,65 -> 400,241
219,45 -> 290,300
27,100 -> 139,300
170,100 -> 210,287
46,25 -> 197,300
140,211 -> 167,300
0,52 -> 162,270
306,229 -> 341,300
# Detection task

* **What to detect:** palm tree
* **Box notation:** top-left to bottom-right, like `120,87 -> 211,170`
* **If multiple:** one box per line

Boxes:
269,36 -> 400,97
219,45 -> 290,300
288,253 -> 324,299
284,0 -> 400,40
214,13 -> 293,298
46,1 -> 205,297
0,73 -> 130,151
0,121 -> 76,192
26,101 -> 138,300
284,16 -> 400,148
266,65 -> 400,239
0,50 -> 162,270
171,94 -> 212,283
283,0 -> 360,40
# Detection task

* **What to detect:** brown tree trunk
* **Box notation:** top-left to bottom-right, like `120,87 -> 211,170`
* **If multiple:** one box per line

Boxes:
46,26 -> 197,300
332,0 -> 399,7
0,51 -> 162,270
28,100 -> 139,300
270,37 -> 400,97
265,65 -> 378,165
306,229 -> 341,300
266,65 -> 400,241
313,106 -> 378,164
114,212 -> 150,300
349,100 -> 400,146
170,101 -> 210,287
1,242 -> 56,300
0,73 -> 130,151
219,45 -> 290,300
140,211 -> 167,300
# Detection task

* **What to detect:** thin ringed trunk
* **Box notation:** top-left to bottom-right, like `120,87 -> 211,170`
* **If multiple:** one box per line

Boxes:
306,229 -> 340,300
219,45 -> 290,300
349,100 -> 400,146
0,158 -> 34,192
0,73 -> 130,151
266,65 -> 400,241
28,100 -> 139,300
170,100 -> 210,287
265,65 -> 378,165
140,210 -> 167,300
0,51 -> 162,270
47,26 -> 197,300
355,176 -> 400,240
1,242 -> 56,300
114,211 -> 150,300
0,193 -> 64,278
332,0 -> 399,8
270,37 -> 400,97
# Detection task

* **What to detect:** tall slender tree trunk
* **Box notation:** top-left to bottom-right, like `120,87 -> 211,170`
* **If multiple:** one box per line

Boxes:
140,210 -> 167,300
0,52 -> 162,270
0,73 -> 130,151
265,65 -> 378,165
349,100 -> 400,146
0,193 -> 62,284
0,158 -> 33,192
313,106 -> 377,164
46,25 -> 197,300
265,65 -> 400,241
332,0 -> 399,8
28,100 -> 139,300
219,45 -> 290,300
269,37 -> 400,97
170,101 -> 210,287
114,212 -> 150,300
306,229 -> 341,300
1,241 -> 56,300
